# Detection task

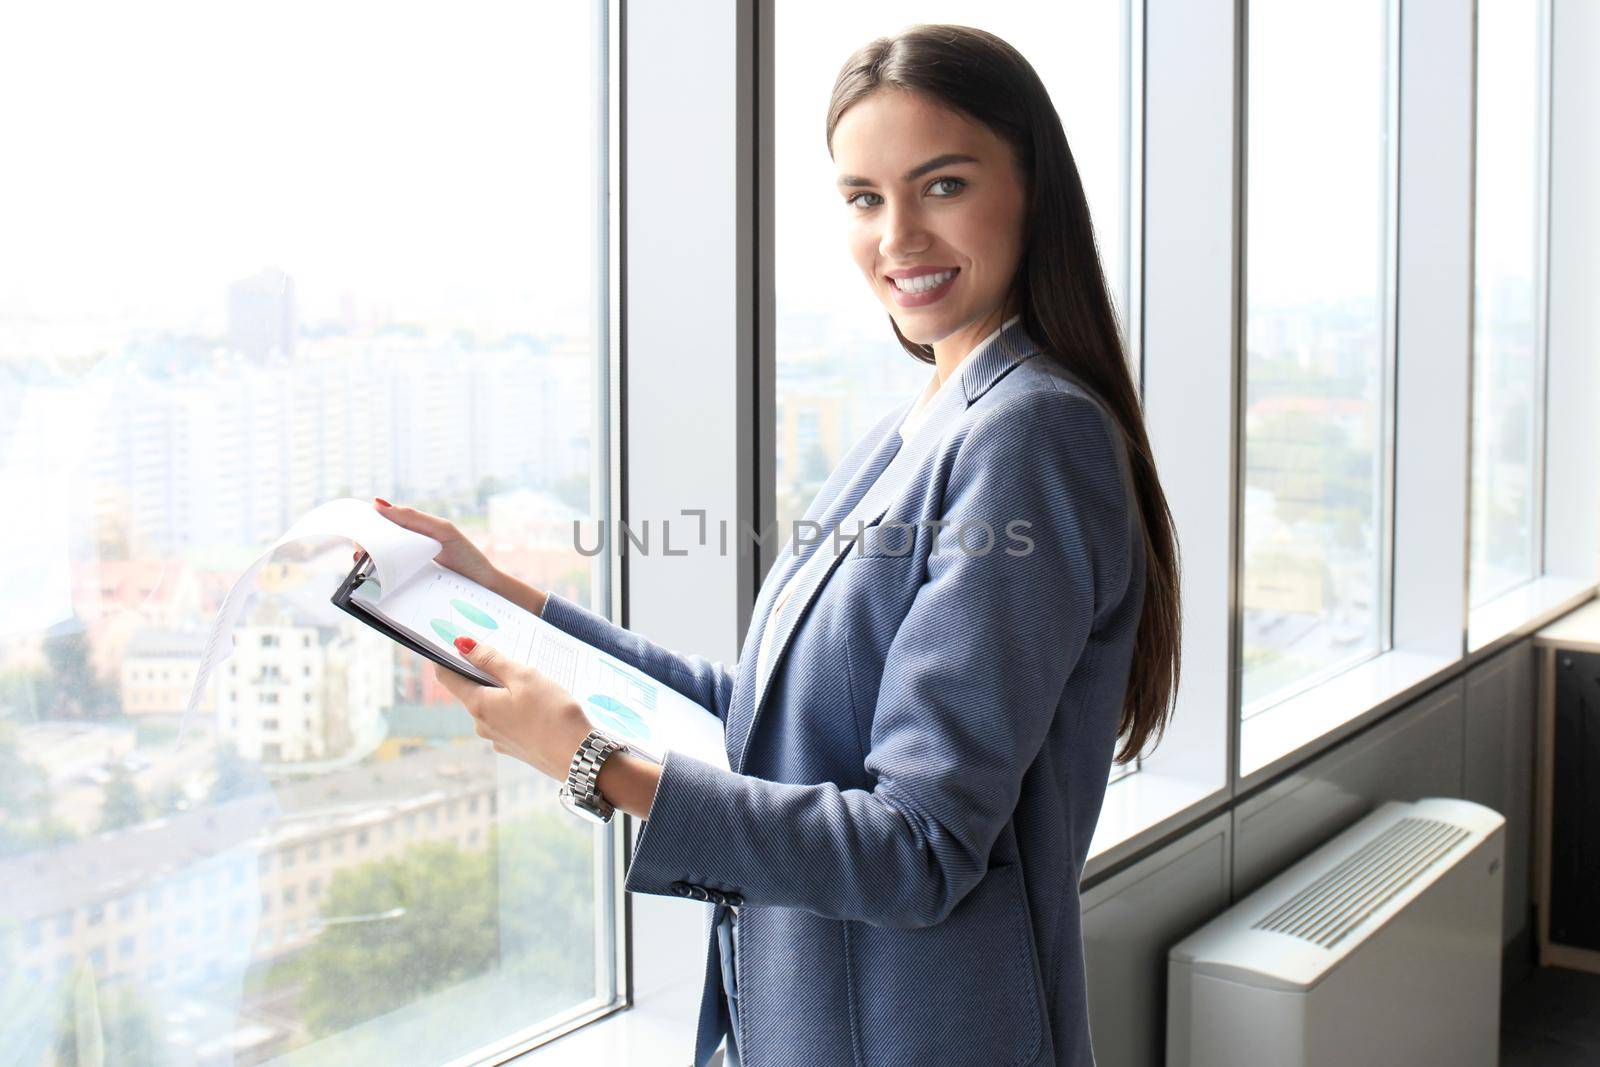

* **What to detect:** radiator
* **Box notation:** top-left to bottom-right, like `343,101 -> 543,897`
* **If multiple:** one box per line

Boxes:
1167,797 -> 1505,1067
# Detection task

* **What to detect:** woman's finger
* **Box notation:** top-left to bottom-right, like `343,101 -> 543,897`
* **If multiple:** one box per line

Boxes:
452,636 -> 518,687
373,498 -> 457,541
432,662 -> 486,709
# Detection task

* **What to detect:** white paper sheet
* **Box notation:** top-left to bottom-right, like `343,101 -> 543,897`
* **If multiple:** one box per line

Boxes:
184,498 -> 728,769
356,561 -> 726,765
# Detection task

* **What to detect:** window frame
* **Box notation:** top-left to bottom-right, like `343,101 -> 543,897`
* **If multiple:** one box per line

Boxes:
1236,0 -> 1411,781
486,0 -> 634,1060
1465,0 -> 1582,653
520,0 -> 764,1061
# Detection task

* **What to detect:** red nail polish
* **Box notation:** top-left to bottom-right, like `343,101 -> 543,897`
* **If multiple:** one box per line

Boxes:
375,497 -> 392,508
454,636 -> 476,654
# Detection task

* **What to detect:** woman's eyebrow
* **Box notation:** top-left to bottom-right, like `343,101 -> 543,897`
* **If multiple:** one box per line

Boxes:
835,152 -> 981,188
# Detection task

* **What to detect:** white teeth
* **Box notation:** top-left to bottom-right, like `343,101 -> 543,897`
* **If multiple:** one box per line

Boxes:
892,269 -> 956,293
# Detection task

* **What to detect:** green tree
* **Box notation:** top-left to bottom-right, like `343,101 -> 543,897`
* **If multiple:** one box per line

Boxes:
40,631 -> 119,719
49,967 -> 174,1067
98,763 -> 146,833
0,723 -> 78,856
292,840 -> 497,1035
0,668 -> 48,720
292,814 -> 594,1037
0,722 -> 44,812
495,816 -> 598,993
154,782 -> 189,817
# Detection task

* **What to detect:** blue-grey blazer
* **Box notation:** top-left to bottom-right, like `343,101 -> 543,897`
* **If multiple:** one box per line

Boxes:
539,317 -> 1146,1067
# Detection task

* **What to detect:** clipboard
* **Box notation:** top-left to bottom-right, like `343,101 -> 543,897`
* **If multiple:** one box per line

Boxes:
329,552 -> 502,688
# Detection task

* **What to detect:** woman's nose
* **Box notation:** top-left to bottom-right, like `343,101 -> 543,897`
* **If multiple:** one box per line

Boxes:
878,199 -> 931,260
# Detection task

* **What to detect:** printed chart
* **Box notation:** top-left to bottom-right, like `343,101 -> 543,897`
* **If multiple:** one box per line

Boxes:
586,689 -> 652,743
362,563 -> 725,766
369,567 -> 540,666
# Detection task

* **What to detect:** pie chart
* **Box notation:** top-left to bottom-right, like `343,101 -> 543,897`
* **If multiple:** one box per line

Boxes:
586,693 -> 652,741
450,599 -> 499,630
431,598 -> 500,646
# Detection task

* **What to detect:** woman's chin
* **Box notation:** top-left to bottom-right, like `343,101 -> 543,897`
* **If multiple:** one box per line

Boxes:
889,309 -> 949,345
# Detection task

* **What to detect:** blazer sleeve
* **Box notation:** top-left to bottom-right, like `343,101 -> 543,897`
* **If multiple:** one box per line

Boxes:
620,387 -> 1133,928
540,592 -> 737,724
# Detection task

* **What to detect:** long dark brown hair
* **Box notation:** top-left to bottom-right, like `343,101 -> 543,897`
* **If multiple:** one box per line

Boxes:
826,24 -> 1181,764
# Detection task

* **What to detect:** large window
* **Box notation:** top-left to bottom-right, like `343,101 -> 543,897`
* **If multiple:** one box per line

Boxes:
773,6 -> 1138,539
1242,0 -> 1395,718
0,2 -> 618,1062
1469,0 -> 1548,609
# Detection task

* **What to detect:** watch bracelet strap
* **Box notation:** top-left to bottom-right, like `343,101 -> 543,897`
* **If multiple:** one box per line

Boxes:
565,730 -> 625,814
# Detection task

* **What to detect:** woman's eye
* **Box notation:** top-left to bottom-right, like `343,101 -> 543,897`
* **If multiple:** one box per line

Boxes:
847,177 -> 966,212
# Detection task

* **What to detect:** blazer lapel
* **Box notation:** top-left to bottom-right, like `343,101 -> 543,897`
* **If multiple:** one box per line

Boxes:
728,374 -> 965,773
725,317 -> 1045,773
763,411 -> 907,599
721,418 -> 905,768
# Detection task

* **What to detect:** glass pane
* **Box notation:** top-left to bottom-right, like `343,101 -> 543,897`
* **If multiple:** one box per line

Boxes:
1242,0 -> 1392,716
1469,0 -> 1544,607
0,2 -> 615,1063
774,6 -> 1134,539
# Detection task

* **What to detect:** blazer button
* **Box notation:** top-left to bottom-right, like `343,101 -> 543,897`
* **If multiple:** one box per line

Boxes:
689,885 -> 712,902
725,893 -> 744,907
706,890 -> 728,906
670,881 -> 692,897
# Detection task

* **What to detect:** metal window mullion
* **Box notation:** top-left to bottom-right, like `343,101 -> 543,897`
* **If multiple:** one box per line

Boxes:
1533,0 -> 1554,579
603,0 -> 631,1015
1380,0 -> 1402,657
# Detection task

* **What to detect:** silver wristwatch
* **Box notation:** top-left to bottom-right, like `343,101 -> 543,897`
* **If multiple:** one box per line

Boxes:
558,729 -> 634,823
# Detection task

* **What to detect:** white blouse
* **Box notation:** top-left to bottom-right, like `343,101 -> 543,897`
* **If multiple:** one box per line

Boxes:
752,313 -> 1022,688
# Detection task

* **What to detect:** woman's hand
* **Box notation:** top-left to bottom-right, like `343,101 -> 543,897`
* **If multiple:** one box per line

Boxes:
434,636 -> 593,782
369,498 -> 501,588
437,638 -> 664,819
359,498 -> 550,618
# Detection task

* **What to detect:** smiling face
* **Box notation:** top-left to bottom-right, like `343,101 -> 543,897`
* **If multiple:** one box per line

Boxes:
832,88 -> 1031,365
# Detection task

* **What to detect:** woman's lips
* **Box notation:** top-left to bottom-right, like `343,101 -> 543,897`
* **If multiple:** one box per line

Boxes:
887,267 -> 959,308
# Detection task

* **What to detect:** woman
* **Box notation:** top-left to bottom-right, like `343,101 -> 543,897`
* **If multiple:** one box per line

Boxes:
377,24 -> 1180,1067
